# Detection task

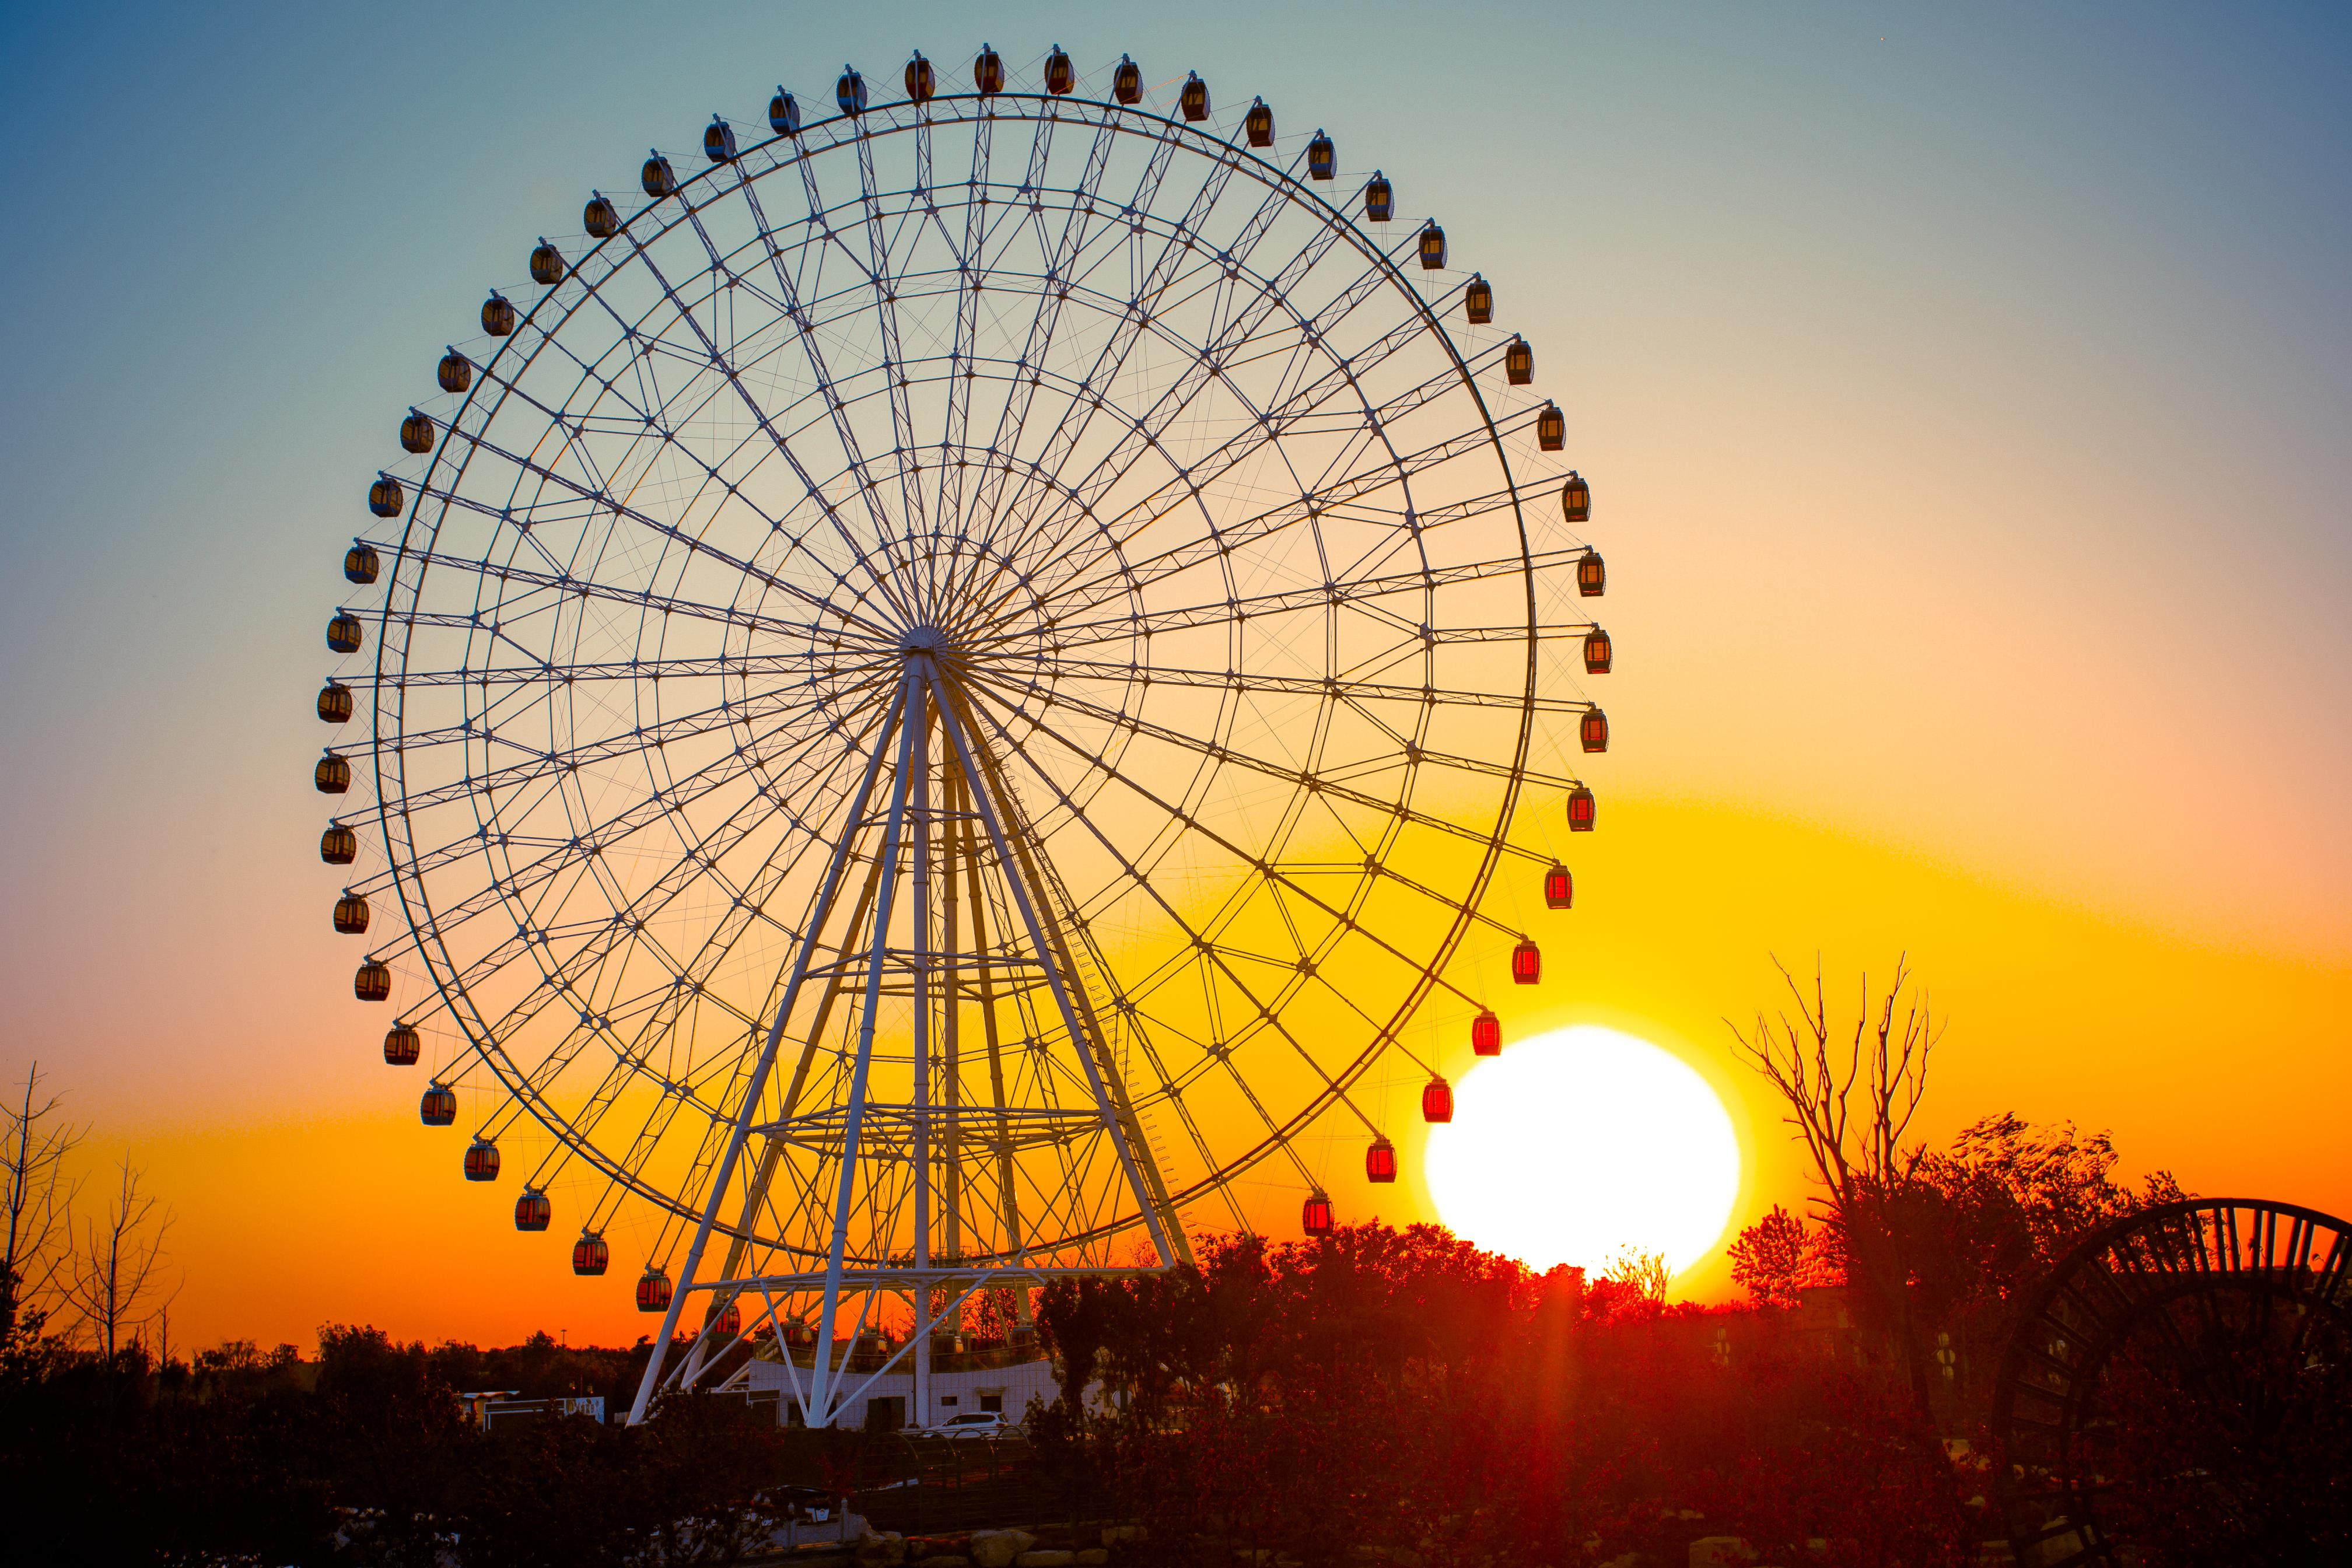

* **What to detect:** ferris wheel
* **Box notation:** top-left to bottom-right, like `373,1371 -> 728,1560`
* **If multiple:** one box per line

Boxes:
314,43 -> 1611,1427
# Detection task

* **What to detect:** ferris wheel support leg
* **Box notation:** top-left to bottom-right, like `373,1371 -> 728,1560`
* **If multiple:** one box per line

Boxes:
925,665 -> 1182,1271
911,696 -> 935,1433
813,683 -> 923,1426
625,677 -> 914,1427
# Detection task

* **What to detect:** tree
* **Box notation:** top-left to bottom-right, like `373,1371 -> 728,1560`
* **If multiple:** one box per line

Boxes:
67,1154 -> 176,1363
2,1061 -> 83,1345
1725,1203 -> 1834,1309
1728,956 -> 1942,1422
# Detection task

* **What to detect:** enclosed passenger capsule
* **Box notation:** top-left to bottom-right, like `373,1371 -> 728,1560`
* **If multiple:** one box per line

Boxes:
1045,47 -> 1075,96
1561,471 -> 1591,524
1567,786 -> 1596,832
1364,172 -> 1392,222
316,751 -> 352,793
704,116 -> 737,163
572,1232 -> 610,1276
637,1266 -> 674,1313
420,1082 -> 457,1125
384,1023 -> 420,1066
1537,402 -> 1564,451
1581,709 -> 1609,754
1307,130 -> 1334,180
514,1188 -> 551,1230
709,1299 -> 741,1339
584,192 -> 620,238
1422,1076 -> 1454,1124
355,958 -> 391,1001
974,45 -> 1004,94
1418,220 -> 1447,270
327,614 -> 363,654
318,681 -> 353,723
400,410 -> 435,453
836,65 -> 867,116
1112,54 -> 1142,105
464,1139 -> 500,1182
1244,97 -> 1274,148
1465,274 -> 1492,324
1365,1138 -> 1398,1184
1505,335 -> 1533,384
369,475 -> 404,518
1301,1191 -> 1335,1237
321,824 -> 358,865
1180,71 -> 1209,121
1583,628 -> 1612,674
1472,1009 -> 1502,1056
437,351 -> 471,395
904,52 -> 934,104
1577,550 -> 1606,597
530,239 -> 565,286
481,293 -> 516,337
1545,863 -> 1573,909
344,542 -> 380,584
769,89 -> 801,136
333,893 -> 370,935
1511,939 -> 1541,985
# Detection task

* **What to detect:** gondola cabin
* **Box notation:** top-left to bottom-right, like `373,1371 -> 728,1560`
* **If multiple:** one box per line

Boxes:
437,351 -> 471,395
480,293 -> 516,336
400,411 -> 435,453
1045,47 -> 1074,95
904,52 -> 934,103
836,66 -> 867,116
1364,1138 -> 1398,1184
1511,940 -> 1541,985
1113,54 -> 1142,104
530,240 -> 565,286
1422,1076 -> 1454,1124
464,1140 -> 500,1181
975,46 -> 1004,95
316,751 -> 352,793
333,893 -> 370,935
1505,335 -> 1533,384
1365,172 -> 1392,222
1465,274 -> 1492,324
320,824 -> 358,865
420,1083 -> 457,1125
318,681 -> 354,723
514,1189 -> 551,1230
1301,1192 -> 1335,1236
1561,471 -> 1591,523
327,613 -> 363,654
1472,1009 -> 1502,1056
1307,130 -> 1335,180
1576,550 -> 1605,597
368,476 -> 404,518
1544,863 -> 1573,909
637,1267 -> 674,1312
704,116 -> 737,163
1180,71 -> 1209,121
355,959 -> 391,1001
1244,98 -> 1274,148
640,152 -> 677,198
1418,220 -> 1447,270
584,193 -> 620,237
1567,786 -> 1597,832
344,542 -> 380,584
1584,628 -> 1612,674
572,1233 -> 610,1276
1537,402 -> 1564,450
710,1300 -> 741,1339
383,1024 -> 420,1066
1581,709 -> 1609,754
769,89 -> 802,136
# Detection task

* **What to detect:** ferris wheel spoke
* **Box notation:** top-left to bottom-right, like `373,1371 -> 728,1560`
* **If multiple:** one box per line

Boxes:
1029,653 -> 1583,717
849,117 -> 928,562
368,543 -> 847,649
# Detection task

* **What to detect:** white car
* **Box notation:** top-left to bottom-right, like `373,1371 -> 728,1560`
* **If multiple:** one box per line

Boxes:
915,1411 -> 1017,1439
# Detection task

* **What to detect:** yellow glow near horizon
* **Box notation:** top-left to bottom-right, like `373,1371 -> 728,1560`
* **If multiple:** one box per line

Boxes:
1426,1026 -> 1741,1282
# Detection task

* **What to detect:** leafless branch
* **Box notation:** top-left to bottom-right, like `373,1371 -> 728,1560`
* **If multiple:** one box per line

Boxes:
2,1060 -> 85,1340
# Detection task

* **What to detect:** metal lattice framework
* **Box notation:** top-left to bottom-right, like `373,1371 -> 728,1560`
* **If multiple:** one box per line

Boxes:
1993,1197 -> 2352,1565
314,47 -> 1606,1427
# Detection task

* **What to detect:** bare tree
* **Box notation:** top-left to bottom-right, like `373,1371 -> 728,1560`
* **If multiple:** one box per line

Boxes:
68,1154 -> 177,1363
2,1060 -> 84,1343
1728,956 -> 1943,1420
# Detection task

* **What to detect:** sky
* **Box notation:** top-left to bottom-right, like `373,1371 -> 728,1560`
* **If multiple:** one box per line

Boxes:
1,0 -> 2346,1353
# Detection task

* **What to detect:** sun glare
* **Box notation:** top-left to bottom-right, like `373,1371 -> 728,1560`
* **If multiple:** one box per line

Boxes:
1426,1026 -> 1741,1282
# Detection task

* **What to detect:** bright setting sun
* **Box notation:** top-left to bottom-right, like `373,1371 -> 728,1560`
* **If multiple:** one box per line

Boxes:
1426,1026 -> 1742,1280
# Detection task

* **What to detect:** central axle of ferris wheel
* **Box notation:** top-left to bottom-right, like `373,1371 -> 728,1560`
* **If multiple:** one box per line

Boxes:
628,644 -> 1189,1427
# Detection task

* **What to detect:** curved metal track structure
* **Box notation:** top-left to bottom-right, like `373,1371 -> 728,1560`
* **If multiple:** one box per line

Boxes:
314,48 -> 1607,1427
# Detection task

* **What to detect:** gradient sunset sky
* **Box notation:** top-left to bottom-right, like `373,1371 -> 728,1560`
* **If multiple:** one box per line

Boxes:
1,0 -> 2346,1352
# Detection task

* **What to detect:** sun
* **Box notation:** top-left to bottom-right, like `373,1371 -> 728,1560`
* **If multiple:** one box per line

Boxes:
1425,1026 -> 1741,1281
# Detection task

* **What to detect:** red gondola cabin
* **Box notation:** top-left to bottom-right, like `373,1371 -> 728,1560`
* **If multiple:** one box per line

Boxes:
1561,471 -> 1591,524
904,52 -> 934,104
515,1189 -> 551,1230
637,1267 -> 673,1312
464,1140 -> 499,1181
384,1024 -> 420,1066
1301,1192 -> 1334,1236
1365,1138 -> 1397,1183
1544,863 -> 1573,909
1584,628 -> 1612,674
975,46 -> 1004,94
1576,550 -> 1605,597
1537,402 -> 1564,450
1045,47 -> 1074,95
1422,1076 -> 1454,1124
1567,786 -> 1596,832
573,1232 -> 610,1275
1581,709 -> 1609,753
1113,55 -> 1142,105
1511,940 -> 1541,985
1472,1009 -> 1502,1056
